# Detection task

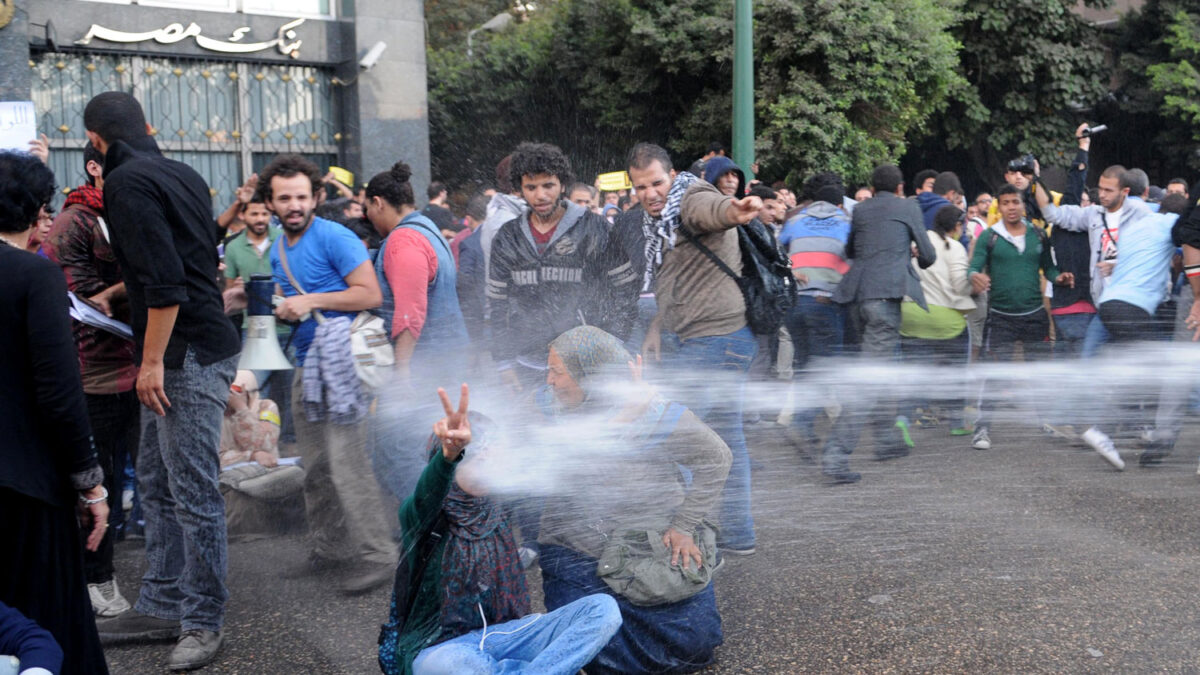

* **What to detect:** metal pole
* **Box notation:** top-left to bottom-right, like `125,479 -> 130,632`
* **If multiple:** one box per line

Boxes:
732,0 -> 755,183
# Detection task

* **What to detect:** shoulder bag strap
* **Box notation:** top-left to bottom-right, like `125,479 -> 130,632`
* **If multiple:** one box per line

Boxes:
1100,218 -> 1118,258
276,237 -> 326,323
401,216 -> 455,258
678,226 -> 741,285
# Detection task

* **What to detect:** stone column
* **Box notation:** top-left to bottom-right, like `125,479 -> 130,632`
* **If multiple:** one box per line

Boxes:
0,1 -> 33,101
351,0 -> 430,203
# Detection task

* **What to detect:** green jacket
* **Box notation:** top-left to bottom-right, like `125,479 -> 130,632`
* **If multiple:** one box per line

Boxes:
968,223 -> 1058,314
393,449 -> 457,675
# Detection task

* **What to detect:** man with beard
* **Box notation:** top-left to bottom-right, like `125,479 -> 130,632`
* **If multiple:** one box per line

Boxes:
486,142 -> 636,393
223,195 -> 278,286
258,154 -> 396,594
612,143 -> 678,353
82,92 -> 240,671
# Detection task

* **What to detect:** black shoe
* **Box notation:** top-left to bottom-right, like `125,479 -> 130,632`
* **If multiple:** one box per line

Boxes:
122,520 -> 145,540
339,563 -> 395,595
823,469 -> 861,485
873,445 -> 911,461
97,610 -> 181,645
1139,440 -> 1173,467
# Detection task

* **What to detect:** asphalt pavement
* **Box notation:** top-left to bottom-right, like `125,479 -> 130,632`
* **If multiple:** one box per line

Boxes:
104,417 -> 1200,673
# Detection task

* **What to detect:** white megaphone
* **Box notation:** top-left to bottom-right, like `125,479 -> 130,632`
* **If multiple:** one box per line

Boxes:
237,274 -> 293,371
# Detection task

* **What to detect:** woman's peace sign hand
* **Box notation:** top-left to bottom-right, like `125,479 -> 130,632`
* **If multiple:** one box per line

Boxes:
433,383 -> 471,461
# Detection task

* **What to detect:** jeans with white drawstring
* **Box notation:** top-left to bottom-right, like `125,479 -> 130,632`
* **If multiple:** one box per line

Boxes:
411,594 -> 621,675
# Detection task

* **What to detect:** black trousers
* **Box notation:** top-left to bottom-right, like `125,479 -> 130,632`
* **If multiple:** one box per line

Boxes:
1098,299 -> 1154,344
977,308 -> 1051,431
82,390 -> 140,584
0,488 -> 109,674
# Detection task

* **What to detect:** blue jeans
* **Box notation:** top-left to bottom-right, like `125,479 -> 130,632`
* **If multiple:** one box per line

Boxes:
1081,316 -> 1109,358
1052,313 -> 1094,358
625,295 -> 659,357
135,349 -> 236,632
664,326 -> 757,550
412,594 -> 621,675
786,295 -> 846,369
787,296 -> 846,439
539,545 -> 722,674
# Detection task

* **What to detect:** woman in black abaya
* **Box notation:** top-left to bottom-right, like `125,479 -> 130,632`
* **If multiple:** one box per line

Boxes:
0,150 -> 110,674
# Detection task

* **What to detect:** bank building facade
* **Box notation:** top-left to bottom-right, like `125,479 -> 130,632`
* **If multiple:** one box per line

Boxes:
0,0 -> 431,208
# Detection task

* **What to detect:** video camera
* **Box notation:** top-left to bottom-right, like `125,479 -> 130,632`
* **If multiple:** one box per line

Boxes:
1007,154 -> 1037,176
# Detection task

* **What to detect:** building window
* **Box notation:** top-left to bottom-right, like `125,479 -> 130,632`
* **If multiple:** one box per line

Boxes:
31,52 -> 341,210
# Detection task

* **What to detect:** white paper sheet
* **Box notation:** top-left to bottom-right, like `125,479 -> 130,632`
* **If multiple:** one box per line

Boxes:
0,102 -> 36,153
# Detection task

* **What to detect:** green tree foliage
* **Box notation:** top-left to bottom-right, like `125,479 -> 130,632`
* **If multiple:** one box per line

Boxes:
924,0 -> 1109,182
1148,11 -> 1200,128
427,0 -> 964,188
1116,0 -> 1200,170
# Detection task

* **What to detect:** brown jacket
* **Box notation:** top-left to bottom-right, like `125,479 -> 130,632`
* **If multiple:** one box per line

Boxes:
538,406 -> 732,559
654,181 -> 746,340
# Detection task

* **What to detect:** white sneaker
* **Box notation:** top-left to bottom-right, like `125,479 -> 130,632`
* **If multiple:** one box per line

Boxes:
88,579 -> 132,618
122,488 -> 134,512
1082,427 -> 1125,470
971,427 -> 991,450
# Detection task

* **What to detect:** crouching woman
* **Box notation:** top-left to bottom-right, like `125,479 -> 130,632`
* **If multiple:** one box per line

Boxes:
378,383 -> 621,675
537,326 -> 733,674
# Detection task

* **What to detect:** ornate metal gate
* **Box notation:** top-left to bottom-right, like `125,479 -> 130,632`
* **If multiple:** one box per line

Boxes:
30,51 -> 341,209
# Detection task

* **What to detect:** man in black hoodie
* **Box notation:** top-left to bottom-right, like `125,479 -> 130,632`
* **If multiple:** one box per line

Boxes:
83,92 -> 239,671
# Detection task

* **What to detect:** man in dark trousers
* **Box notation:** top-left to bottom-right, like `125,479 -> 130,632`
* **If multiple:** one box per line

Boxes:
41,143 -> 138,619
83,91 -> 240,671
825,164 -> 937,484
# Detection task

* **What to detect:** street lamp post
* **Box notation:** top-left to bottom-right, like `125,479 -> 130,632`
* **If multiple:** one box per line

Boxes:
732,0 -> 755,182
467,12 -> 515,60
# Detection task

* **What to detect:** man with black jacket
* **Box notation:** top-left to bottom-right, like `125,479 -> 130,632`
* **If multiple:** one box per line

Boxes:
825,164 -> 937,484
83,92 -> 240,671
486,142 -> 637,393
1048,124 -> 1099,358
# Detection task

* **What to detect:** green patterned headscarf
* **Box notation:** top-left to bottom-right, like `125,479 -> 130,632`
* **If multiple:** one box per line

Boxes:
548,326 -> 632,393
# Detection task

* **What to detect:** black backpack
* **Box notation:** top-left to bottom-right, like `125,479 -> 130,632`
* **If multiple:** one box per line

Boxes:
681,220 -> 797,335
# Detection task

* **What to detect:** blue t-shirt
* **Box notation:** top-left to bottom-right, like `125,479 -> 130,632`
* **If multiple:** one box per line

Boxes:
271,216 -> 370,365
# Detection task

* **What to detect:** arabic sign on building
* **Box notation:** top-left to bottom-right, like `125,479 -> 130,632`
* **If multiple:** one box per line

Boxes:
75,18 -> 305,58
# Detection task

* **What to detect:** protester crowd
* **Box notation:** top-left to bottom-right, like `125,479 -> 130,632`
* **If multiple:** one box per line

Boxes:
3,90 -> 1200,675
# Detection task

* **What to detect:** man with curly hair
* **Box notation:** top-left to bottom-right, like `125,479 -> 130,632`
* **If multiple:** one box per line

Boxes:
486,142 -> 638,394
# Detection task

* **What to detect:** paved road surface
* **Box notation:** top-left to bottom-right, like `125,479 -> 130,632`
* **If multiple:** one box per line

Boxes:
104,419 -> 1200,673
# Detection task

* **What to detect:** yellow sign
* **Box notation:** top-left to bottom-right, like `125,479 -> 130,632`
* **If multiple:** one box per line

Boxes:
0,1 -> 13,30
597,171 -> 632,192
327,166 -> 354,189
